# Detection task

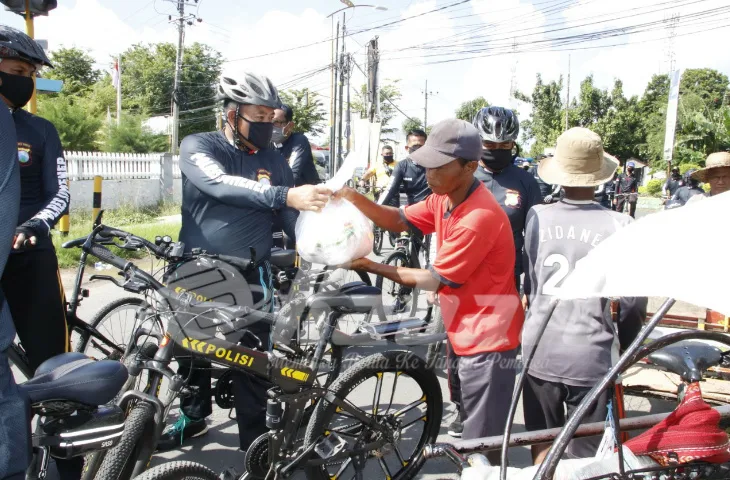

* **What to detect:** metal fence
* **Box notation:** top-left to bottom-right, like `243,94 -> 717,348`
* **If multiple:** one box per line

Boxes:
65,152 -> 182,181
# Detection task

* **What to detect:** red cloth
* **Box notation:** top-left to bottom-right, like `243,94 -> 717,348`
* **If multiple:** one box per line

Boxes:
625,382 -> 730,466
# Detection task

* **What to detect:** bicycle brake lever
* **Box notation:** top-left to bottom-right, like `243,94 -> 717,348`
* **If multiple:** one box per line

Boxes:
88,274 -> 122,287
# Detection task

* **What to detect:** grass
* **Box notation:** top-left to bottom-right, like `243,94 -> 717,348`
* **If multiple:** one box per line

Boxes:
53,202 -> 181,269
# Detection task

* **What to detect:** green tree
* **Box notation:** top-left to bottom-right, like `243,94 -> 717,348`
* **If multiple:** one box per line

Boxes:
119,42 -> 223,139
279,88 -> 327,136
517,74 -> 564,157
402,117 -> 424,135
102,115 -> 168,153
455,96 -> 490,122
37,95 -> 101,150
680,68 -> 729,110
351,80 -> 402,136
84,74 -> 117,118
45,47 -> 100,96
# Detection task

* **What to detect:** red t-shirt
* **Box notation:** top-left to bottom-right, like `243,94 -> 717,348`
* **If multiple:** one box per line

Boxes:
404,180 -> 524,356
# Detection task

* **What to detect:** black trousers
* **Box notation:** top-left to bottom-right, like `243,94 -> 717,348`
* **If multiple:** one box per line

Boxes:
615,197 -> 637,218
1,249 -> 82,479
1,249 -> 69,372
175,262 -> 273,451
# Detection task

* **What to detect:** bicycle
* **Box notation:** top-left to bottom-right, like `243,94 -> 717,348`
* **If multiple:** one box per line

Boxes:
17,348 -> 130,479
76,222 -> 446,480
425,298 -> 730,480
7,212 -> 162,380
374,230 -> 431,317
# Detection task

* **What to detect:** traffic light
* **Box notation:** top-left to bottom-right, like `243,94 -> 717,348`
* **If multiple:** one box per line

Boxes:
1,0 -> 57,16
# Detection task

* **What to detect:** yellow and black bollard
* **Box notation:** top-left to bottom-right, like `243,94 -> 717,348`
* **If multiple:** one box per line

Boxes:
58,178 -> 70,236
92,176 -> 102,224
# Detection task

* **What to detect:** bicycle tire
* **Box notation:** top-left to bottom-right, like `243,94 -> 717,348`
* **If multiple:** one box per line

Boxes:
373,228 -> 383,256
376,251 -> 419,318
94,402 -> 156,480
75,296 -> 146,356
424,306 -> 445,369
127,461 -> 218,480
303,350 -> 442,480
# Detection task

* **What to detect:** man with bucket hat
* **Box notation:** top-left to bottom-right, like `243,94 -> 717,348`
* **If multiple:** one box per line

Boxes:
522,127 -> 647,463
687,152 -> 730,203
336,119 -> 524,464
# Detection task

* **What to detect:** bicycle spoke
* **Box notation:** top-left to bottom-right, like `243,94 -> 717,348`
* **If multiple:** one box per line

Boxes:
372,373 -> 384,416
385,372 -> 400,414
393,396 -> 427,418
393,443 -> 407,467
401,413 -> 428,429
378,457 -> 392,479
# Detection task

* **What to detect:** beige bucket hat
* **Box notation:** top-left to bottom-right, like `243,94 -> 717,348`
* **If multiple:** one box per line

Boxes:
691,152 -> 730,183
537,127 -> 618,187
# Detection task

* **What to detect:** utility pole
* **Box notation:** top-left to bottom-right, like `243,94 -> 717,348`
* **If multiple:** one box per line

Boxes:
170,0 -> 185,155
565,54 -> 571,131
116,55 -> 122,126
331,20 -> 340,175
337,12 -> 346,170
166,0 -> 200,154
345,56 -> 351,154
422,81 -> 437,130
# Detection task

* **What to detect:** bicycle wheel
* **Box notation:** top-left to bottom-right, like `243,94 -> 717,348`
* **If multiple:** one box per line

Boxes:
376,251 -> 419,318
388,232 -> 397,248
373,228 -> 384,256
128,461 -> 218,480
74,297 -> 146,359
93,402 -> 156,480
424,306 -> 445,369
303,350 -> 442,480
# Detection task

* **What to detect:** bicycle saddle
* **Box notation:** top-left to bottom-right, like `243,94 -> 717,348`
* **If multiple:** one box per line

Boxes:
20,352 -> 128,407
270,248 -> 297,268
648,341 -> 723,383
307,281 -> 382,314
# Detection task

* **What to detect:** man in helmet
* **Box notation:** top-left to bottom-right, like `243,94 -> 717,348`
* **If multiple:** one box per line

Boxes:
662,166 -> 682,200
0,24 -> 74,479
362,145 -> 398,202
160,72 -> 331,452
671,168 -> 706,206
614,160 -> 639,217
472,107 -> 542,291
272,104 -> 321,187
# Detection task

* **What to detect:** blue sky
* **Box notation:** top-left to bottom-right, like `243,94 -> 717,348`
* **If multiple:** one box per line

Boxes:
4,0 -> 730,148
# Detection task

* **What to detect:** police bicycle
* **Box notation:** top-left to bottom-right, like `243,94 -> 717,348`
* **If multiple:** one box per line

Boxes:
75,223 -> 447,480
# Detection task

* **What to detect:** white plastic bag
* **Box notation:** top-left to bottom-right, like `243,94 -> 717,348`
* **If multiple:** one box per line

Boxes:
295,198 -> 373,266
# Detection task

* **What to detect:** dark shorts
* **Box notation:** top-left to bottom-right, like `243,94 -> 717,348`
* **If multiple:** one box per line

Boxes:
523,374 -> 610,458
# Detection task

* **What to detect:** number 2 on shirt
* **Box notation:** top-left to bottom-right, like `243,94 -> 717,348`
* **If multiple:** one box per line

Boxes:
542,253 -> 570,296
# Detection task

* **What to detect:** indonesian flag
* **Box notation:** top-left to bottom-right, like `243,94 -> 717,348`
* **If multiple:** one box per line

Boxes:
111,58 -> 120,90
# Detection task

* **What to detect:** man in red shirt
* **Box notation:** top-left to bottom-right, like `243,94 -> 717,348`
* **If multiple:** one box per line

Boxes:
335,118 -> 524,463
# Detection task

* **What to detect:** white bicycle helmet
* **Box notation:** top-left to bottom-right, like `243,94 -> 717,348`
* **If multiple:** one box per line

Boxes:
217,72 -> 280,109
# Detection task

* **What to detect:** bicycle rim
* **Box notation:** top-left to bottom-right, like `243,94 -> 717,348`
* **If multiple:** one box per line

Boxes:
303,350 -> 442,480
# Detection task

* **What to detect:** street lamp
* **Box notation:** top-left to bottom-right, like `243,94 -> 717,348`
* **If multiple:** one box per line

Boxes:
327,2 -> 387,174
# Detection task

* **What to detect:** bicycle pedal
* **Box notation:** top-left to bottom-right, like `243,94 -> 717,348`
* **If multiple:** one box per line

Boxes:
314,432 -> 347,459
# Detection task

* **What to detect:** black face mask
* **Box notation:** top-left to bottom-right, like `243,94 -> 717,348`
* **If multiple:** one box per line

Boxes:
383,155 -> 394,162
0,71 -> 34,108
408,145 -> 422,154
481,149 -> 513,172
237,114 -> 274,151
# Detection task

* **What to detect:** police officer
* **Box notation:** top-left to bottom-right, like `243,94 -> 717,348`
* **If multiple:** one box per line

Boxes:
158,72 -> 330,452
614,160 -> 639,217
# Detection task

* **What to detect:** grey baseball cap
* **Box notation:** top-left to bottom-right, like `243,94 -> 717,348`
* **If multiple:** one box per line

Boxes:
410,119 -> 483,168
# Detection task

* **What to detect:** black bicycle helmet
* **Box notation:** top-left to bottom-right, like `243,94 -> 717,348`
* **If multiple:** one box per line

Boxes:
217,72 -> 280,108
0,25 -> 52,68
473,106 -> 519,143
684,169 -> 700,188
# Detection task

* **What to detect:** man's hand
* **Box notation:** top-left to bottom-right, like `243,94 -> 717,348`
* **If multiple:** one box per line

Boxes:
333,186 -> 356,202
287,184 -> 332,212
613,198 -> 617,205
338,257 -> 373,271
13,231 -> 36,250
